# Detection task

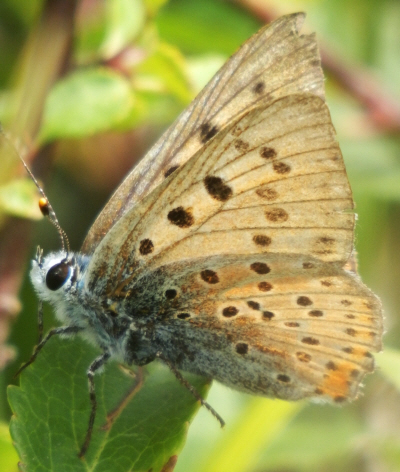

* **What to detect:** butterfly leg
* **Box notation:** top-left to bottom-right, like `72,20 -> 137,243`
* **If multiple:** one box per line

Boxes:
157,352 -> 225,428
37,300 -> 43,344
14,325 -> 82,378
103,366 -> 144,430
78,350 -> 111,458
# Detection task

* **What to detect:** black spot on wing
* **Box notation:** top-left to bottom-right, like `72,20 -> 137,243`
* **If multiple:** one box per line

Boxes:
253,235 -> 272,247
223,306 -> 238,317
273,162 -> 291,174
247,301 -> 260,310
258,281 -> 272,292
139,239 -> 154,255
164,165 -> 179,178
297,296 -> 312,306
253,81 -> 265,94
200,270 -> 219,284
260,146 -> 276,159
165,289 -> 177,299
262,311 -> 274,320
250,262 -> 270,274
236,343 -> 248,354
265,208 -> 288,222
200,122 -> 219,143
234,139 -> 250,152
167,207 -> 194,228
204,176 -> 233,201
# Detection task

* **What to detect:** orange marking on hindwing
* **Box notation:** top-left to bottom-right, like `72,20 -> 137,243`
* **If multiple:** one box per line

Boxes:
319,363 -> 353,397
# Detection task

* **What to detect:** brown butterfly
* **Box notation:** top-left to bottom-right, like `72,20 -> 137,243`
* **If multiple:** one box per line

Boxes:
19,13 -> 383,457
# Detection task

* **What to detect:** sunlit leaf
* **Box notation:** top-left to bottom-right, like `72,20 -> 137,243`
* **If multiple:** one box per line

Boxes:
0,423 -> 18,472
0,179 -> 42,220
39,68 -> 134,143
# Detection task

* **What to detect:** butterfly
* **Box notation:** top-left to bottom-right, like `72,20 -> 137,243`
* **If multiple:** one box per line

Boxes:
19,12 -> 383,457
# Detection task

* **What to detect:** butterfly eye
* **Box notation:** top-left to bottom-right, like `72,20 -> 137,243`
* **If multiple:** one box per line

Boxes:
46,260 -> 72,291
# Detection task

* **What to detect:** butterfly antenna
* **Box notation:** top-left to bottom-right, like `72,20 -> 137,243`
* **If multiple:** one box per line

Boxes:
19,148 -> 70,255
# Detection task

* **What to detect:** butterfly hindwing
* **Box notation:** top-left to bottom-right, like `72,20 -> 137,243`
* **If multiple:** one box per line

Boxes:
117,254 -> 381,402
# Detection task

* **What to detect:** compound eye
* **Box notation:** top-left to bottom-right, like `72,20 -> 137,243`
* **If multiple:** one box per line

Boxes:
46,260 -> 71,291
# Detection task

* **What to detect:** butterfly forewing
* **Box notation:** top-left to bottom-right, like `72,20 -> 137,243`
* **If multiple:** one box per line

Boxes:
85,93 -> 353,295
82,13 -> 324,254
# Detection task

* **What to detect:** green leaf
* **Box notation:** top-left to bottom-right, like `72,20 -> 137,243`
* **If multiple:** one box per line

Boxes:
39,68 -> 134,143
144,0 -> 169,18
8,336 -> 210,471
187,55 -> 225,93
0,422 -> 19,472
135,42 -> 191,104
156,0 -> 260,55
75,0 -> 145,63
123,42 -> 192,128
0,179 -> 42,220
0,131 -> 22,186
100,0 -> 146,58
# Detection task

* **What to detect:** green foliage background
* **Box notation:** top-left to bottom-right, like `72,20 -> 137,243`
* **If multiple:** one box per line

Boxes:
1,0 -> 400,471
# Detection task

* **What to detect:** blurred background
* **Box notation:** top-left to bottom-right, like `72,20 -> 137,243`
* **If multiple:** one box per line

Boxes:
0,0 -> 400,471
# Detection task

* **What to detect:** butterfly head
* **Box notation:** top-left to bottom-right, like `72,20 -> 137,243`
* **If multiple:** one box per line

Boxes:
30,250 -> 77,305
